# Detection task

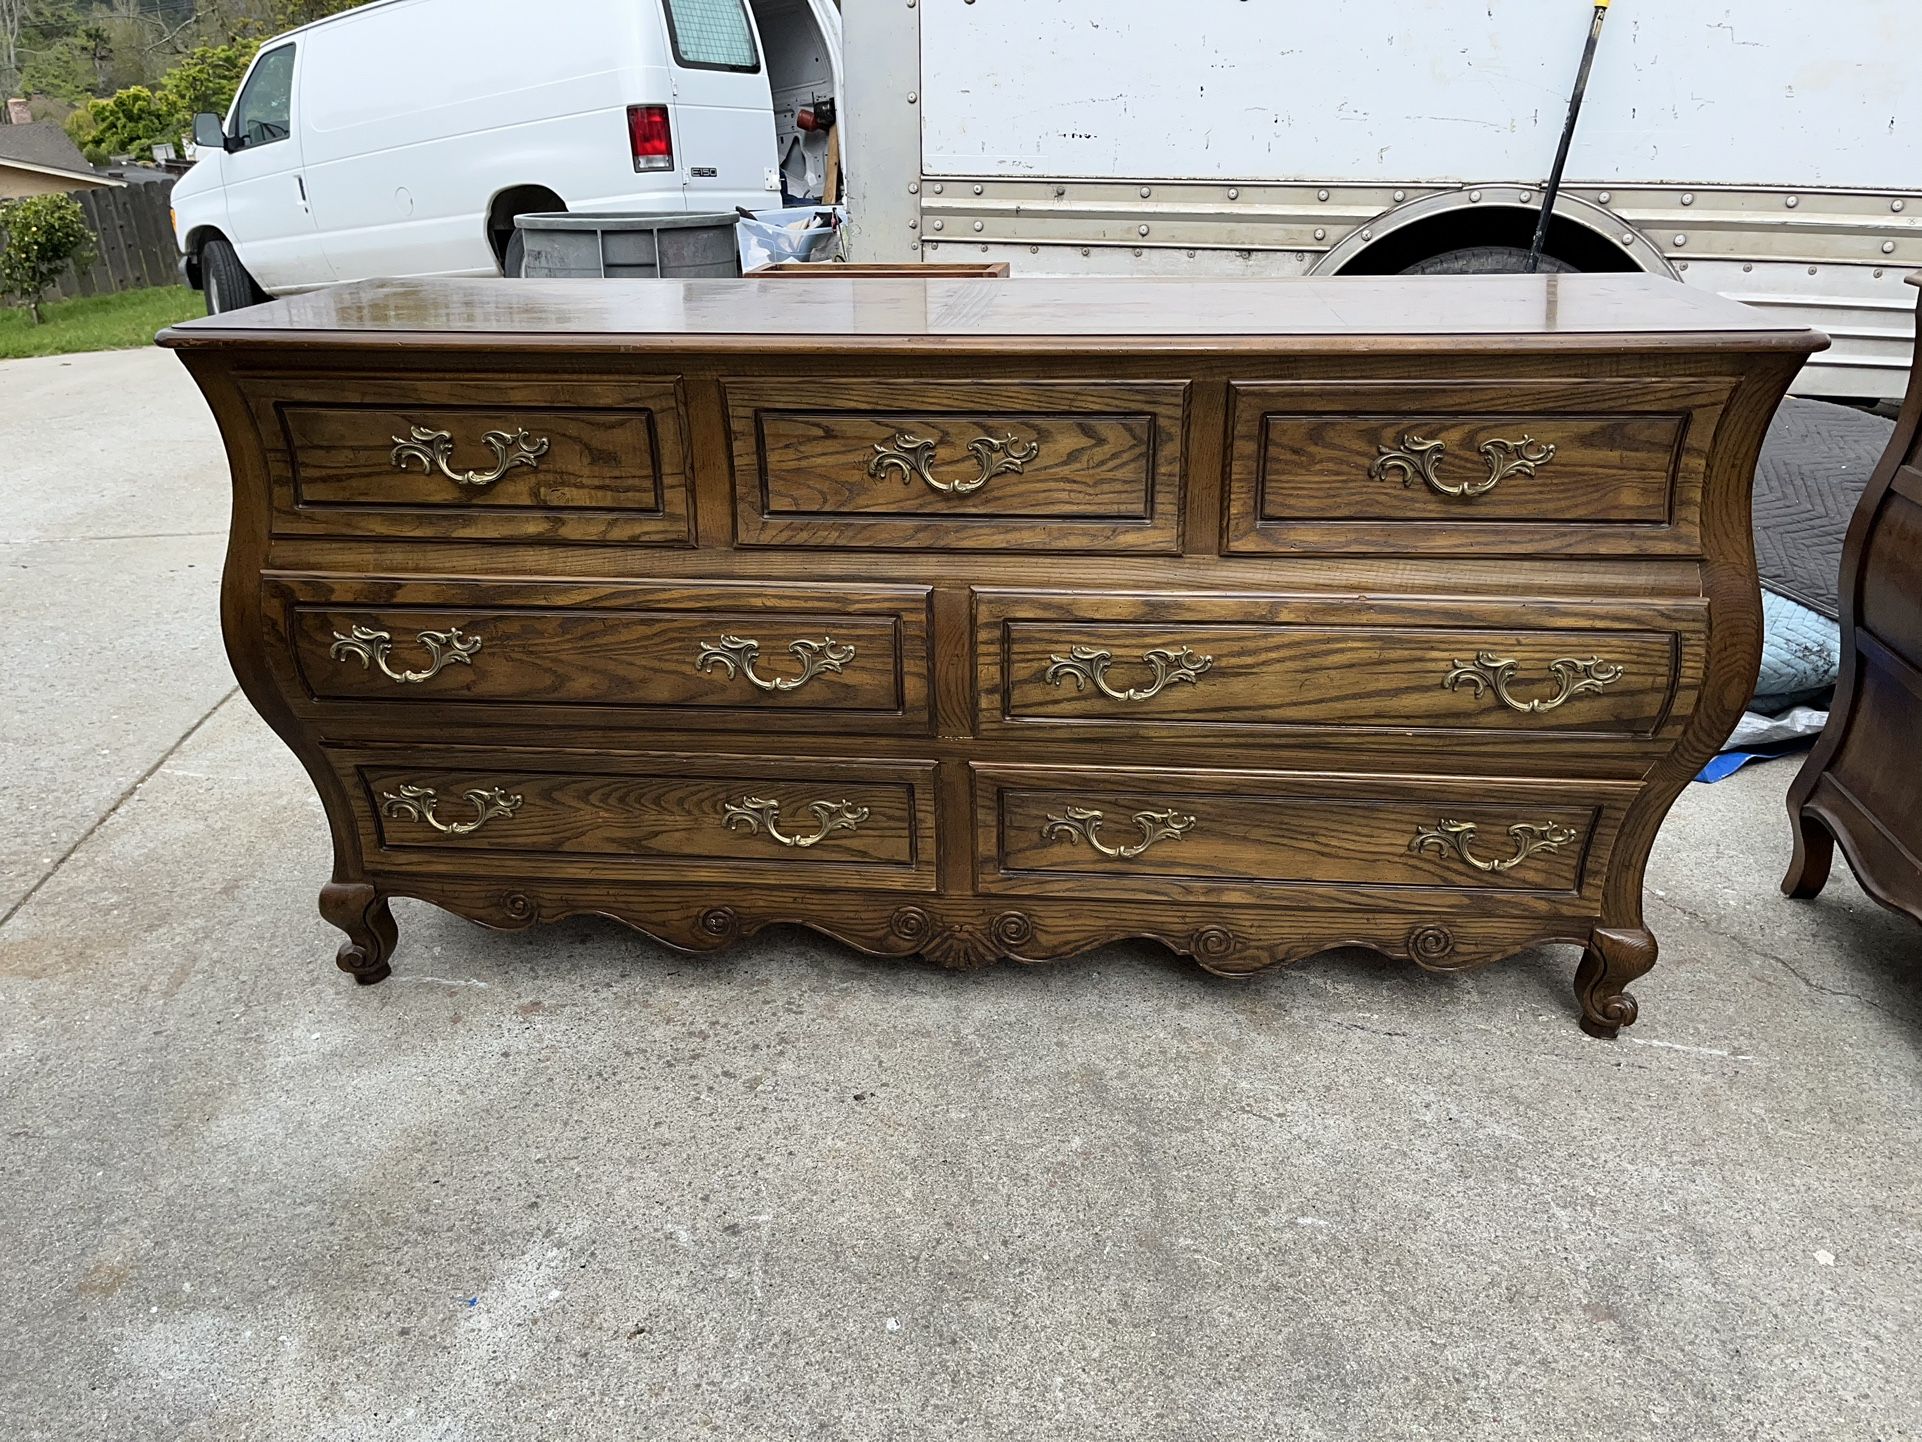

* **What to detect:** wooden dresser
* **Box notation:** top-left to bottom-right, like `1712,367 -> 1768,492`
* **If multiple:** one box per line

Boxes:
159,275 -> 1822,1038
1784,274 -> 1922,929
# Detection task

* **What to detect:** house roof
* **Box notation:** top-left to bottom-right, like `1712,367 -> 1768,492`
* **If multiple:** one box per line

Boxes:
0,122 -> 98,179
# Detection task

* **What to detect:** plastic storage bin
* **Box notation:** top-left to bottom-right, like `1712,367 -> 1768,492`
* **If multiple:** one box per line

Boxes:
512,212 -> 740,279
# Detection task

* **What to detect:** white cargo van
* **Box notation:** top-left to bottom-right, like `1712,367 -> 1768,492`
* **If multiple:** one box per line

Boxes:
171,0 -> 842,310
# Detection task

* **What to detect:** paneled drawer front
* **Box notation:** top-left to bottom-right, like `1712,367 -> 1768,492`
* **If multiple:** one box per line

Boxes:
340,750 -> 937,890
1226,379 -> 1731,556
975,764 -> 1632,904
727,379 -> 1186,552
242,374 -> 691,544
976,591 -> 1705,743
267,578 -> 931,735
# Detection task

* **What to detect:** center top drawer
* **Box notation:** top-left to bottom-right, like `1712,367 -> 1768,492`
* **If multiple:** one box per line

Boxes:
726,379 -> 1188,552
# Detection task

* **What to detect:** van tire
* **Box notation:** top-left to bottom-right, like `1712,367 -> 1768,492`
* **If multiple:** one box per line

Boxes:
503,230 -> 526,278
202,238 -> 268,314
1399,245 -> 1577,275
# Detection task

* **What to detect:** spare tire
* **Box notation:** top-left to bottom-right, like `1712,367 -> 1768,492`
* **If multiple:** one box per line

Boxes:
1401,245 -> 1577,275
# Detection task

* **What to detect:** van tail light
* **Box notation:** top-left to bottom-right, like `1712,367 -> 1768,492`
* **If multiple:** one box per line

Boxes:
627,104 -> 673,172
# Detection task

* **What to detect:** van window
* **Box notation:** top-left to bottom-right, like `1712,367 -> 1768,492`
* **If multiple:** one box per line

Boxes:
229,44 -> 295,149
662,0 -> 761,73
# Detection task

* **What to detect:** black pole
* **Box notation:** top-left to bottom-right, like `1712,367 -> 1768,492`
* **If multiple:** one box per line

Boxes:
1528,1 -> 1611,273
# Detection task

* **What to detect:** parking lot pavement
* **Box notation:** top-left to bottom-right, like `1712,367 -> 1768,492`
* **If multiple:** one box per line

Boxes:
2,348 -> 1919,1440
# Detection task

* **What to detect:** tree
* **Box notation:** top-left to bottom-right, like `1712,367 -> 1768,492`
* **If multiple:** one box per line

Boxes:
0,192 -> 95,323
70,80 -> 170,160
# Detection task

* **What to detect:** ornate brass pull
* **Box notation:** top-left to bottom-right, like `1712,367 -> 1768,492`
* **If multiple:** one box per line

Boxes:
868,430 -> 1040,495
330,624 -> 481,684
1409,818 -> 1579,874
1369,433 -> 1556,498
723,796 -> 870,849
390,424 -> 550,489
696,634 -> 856,693
1045,645 -> 1215,702
1443,651 -> 1625,714
1042,805 -> 1196,860
380,783 -> 523,836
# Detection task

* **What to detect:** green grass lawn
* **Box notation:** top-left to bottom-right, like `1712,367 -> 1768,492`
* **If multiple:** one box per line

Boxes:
0,285 -> 205,360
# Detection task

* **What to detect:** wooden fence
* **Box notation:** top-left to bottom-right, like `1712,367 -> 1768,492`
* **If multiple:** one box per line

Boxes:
45,179 -> 182,300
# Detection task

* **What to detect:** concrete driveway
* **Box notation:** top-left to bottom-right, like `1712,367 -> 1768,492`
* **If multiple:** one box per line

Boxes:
2,347 -> 1919,1441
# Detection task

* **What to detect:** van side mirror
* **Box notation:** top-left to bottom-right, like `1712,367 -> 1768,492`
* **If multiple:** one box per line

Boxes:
191,112 -> 228,152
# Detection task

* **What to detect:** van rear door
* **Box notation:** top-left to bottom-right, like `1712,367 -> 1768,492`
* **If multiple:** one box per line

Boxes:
658,0 -> 778,210
218,41 -> 331,292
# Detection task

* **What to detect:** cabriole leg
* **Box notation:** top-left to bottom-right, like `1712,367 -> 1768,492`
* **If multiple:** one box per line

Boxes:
1574,925 -> 1656,1039
1781,806 -> 1835,900
318,881 -> 397,985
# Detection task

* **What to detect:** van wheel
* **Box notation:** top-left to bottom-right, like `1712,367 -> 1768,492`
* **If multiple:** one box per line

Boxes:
202,238 -> 267,313
1400,245 -> 1577,275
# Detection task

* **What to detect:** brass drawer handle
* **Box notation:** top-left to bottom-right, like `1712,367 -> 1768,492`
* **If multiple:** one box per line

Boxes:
1443,651 -> 1624,714
1409,818 -> 1578,874
380,783 -> 523,836
330,624 -> 481,684
1042,805 -> 1196,860
1370,432 -> 1555,498
868,430 -> 1039,495
696,633 -> 856,693
390,424 -> 550,489
723,796 -> 870,848
1045,645 -> 1214,702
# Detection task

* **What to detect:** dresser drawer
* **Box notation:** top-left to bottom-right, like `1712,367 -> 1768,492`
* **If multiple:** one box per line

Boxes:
974,590 -> 1704,744
339,750 -> 937,890
974,764 -> 1631,904
1226,379 -> 1731,556
726,379 -> 1186,552
267,578 -> 931,735
241,373 -> 692,544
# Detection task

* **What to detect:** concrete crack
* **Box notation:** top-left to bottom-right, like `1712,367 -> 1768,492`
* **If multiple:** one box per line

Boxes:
1648,891 -> 1914,1022
0,685 -> 239,930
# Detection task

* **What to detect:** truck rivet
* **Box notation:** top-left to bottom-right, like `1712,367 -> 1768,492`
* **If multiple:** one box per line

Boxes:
908,220 -> 918,229
932,219 -> 944,230
1678,261 -> 1688,271
1317,189 -> 1330,202
1138,224 -> 1150,236
1673,234 -> 1687,246
1883,241 -> 1897,254
1029,245 -> 1038,254
1894,200 -> 1906,213
972,220 -> 983,232
1809,265 -> 1819,274
1186,249 -> 1195,258
932,183 -> 944,194
1785,195 -> 1798,208
1620,233 -> 1634,245
969,184 -> 980,195
1054,186 -> 1066,198
1875,268 -> 1886,278
1312,227 -> 1325,241
906,91 -> 917,103
1743,263 -> 1753,272
1360,229 -> 1372,240
1227,187 -> 1240,200
1681,193 -> 1694,205
1469,190 -> 1482,202
1080,247 -> 1089,256
1132,247 -> 1142,256
1597,191 -> 1610,204
1140,187 -> 1152,198
908,183 -> 919,194
1392,190 -> 1405,203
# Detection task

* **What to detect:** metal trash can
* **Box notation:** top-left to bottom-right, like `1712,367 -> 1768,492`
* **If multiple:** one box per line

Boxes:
512,212 -> 741,279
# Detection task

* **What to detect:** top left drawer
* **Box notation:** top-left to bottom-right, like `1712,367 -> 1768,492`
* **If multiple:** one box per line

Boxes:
239,373 -> 693,545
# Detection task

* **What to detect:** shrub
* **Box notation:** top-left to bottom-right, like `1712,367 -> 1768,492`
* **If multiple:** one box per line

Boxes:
0,194 -> 96,324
